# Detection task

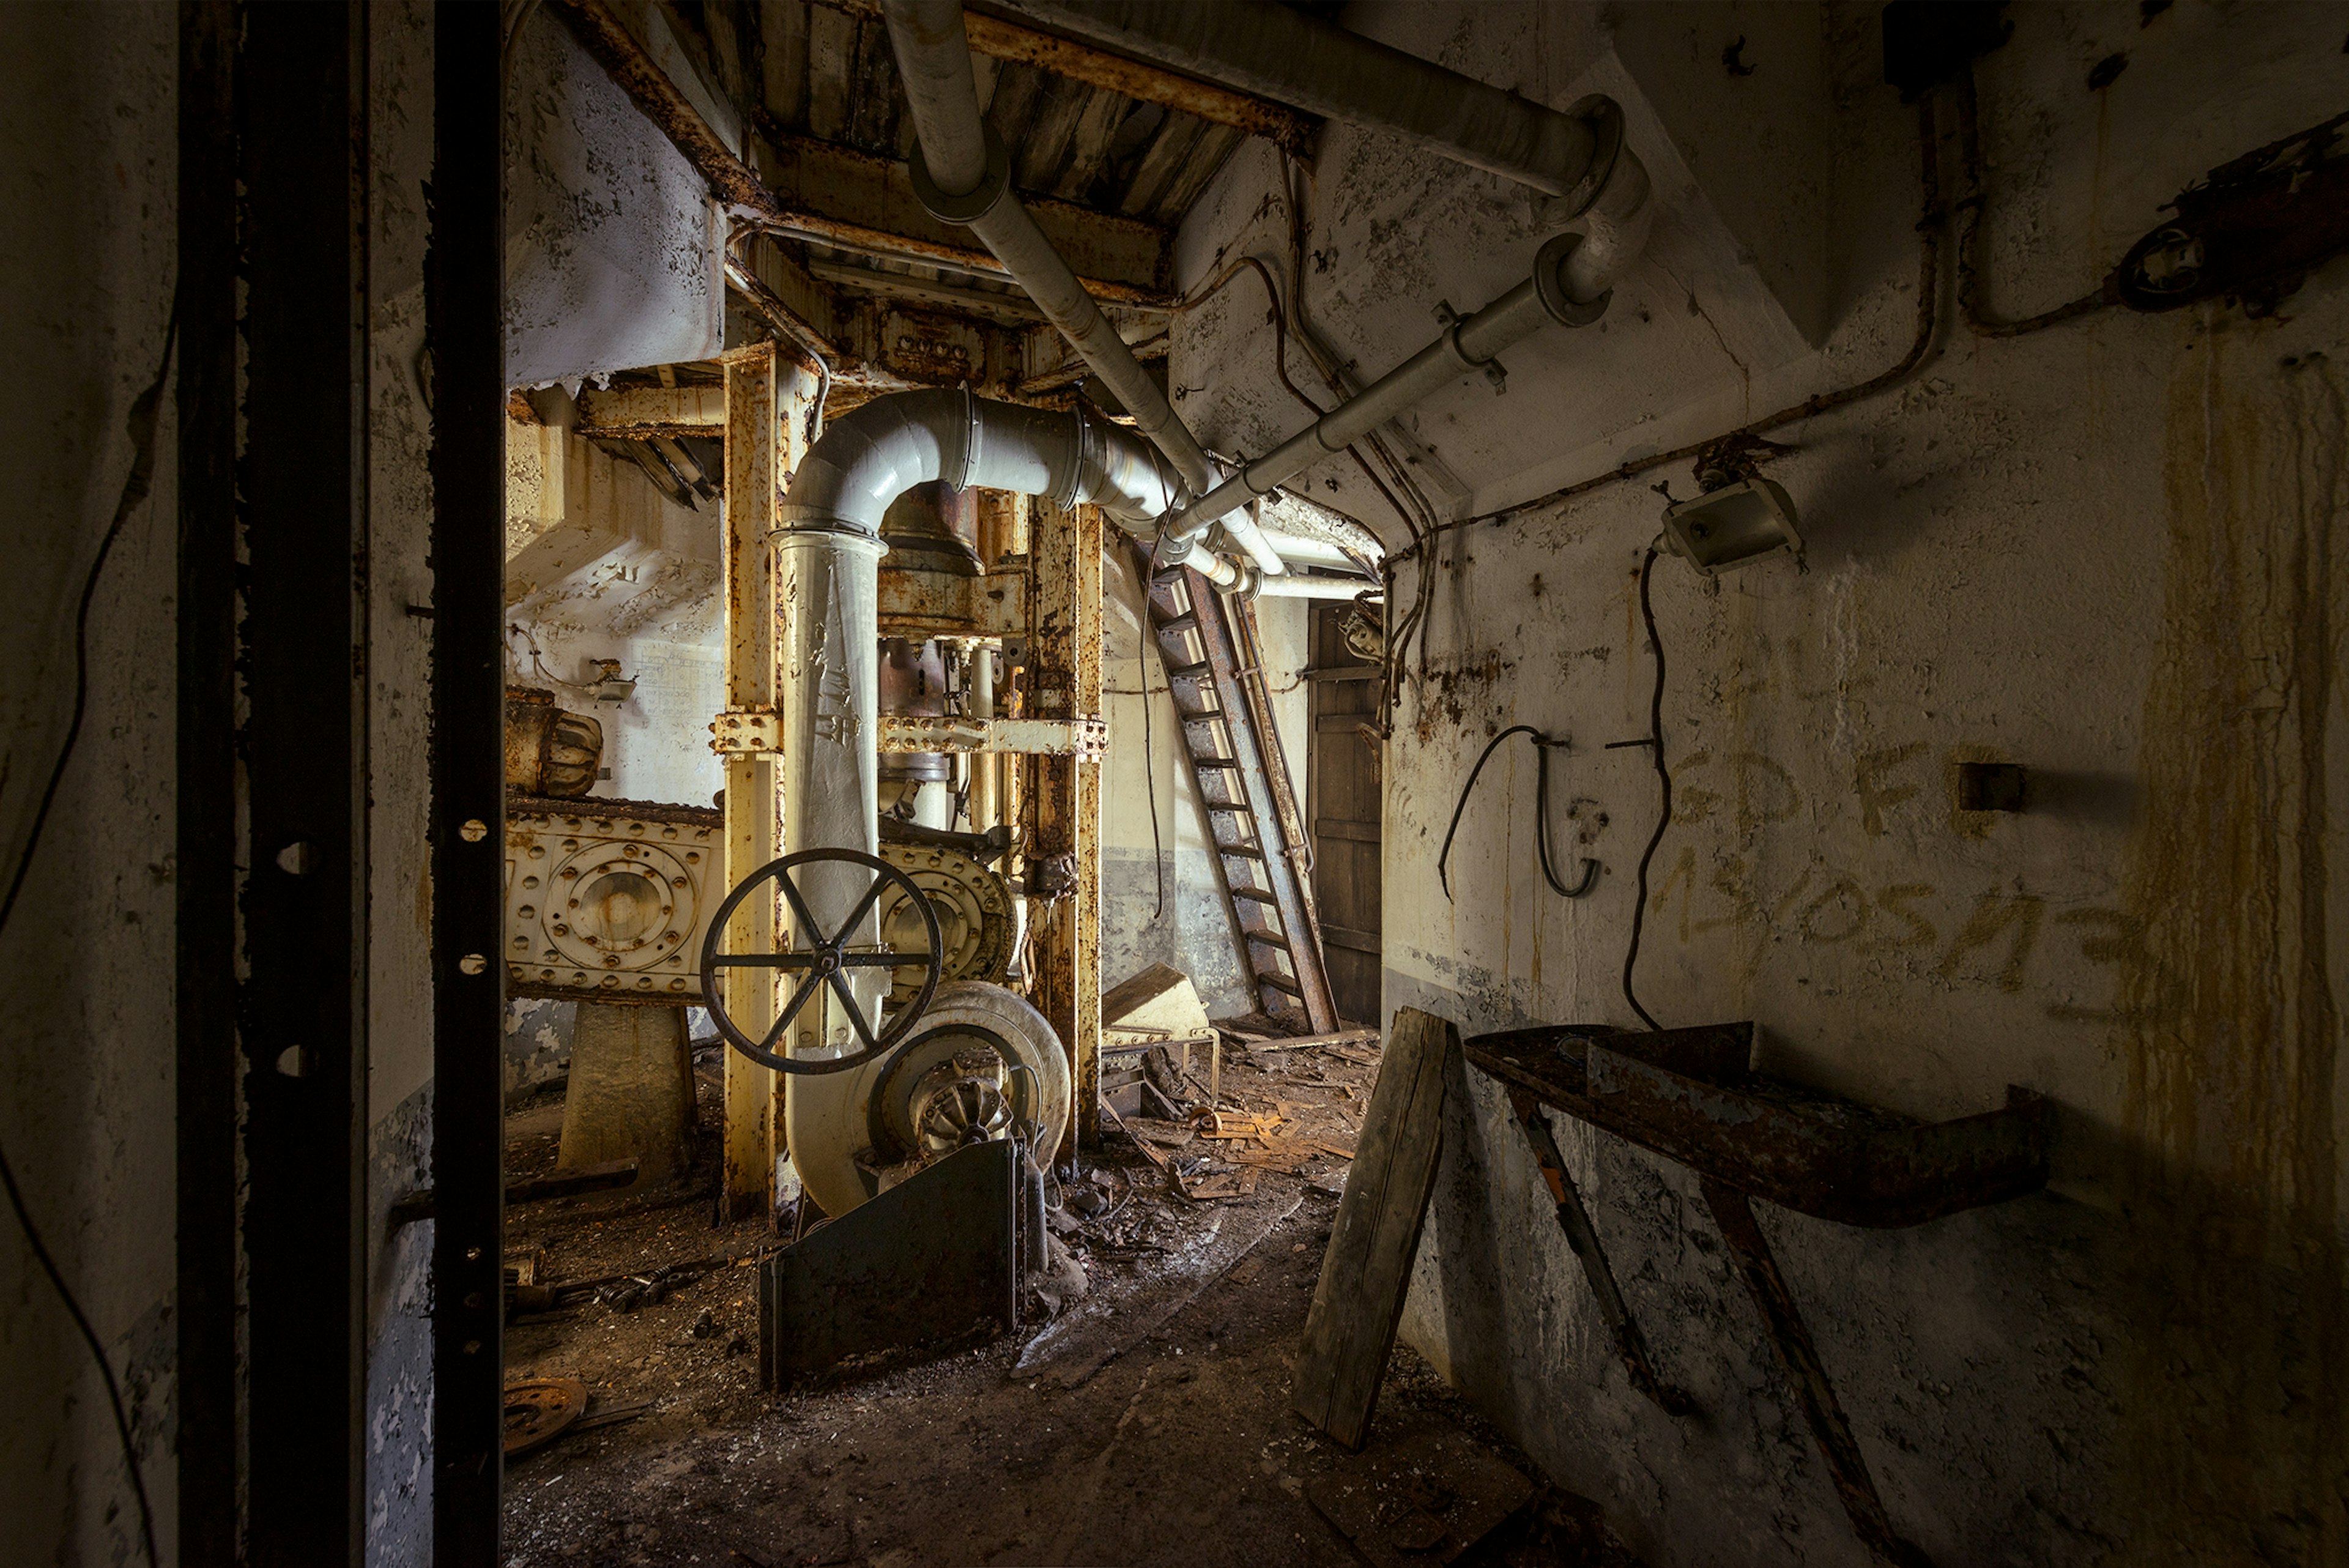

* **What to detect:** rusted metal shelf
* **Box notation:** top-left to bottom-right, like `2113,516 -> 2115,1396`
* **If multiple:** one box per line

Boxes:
1464,1020 -> 2049,1568
1467,1021 -> 2048,1228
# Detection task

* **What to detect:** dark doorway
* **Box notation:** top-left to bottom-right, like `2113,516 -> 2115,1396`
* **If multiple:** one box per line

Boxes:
1304,604 -> 1382,1024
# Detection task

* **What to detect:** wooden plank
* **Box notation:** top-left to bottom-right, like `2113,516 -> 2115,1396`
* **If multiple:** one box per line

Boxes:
1014,72 -> 1093,195
1120,112 -> 1210,217
1152,121 -> 1246,222
1241,1025 -> 1379,1054
1293,1008 -> 1455,1450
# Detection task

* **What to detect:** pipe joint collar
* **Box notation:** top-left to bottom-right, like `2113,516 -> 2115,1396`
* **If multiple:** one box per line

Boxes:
908,124 -> 1013,226
1543,96 -> 1625,223
1533,231 -> 1612,329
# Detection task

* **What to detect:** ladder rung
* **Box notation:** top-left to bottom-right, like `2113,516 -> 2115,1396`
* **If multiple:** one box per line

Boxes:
1157,611 -> 1198,634
1256,973 -> 1305,996
1191,756 -> 1239,770
1228,886 -> 1278,904
1248,932 -> 1294,954
1165,660 -> 1212,681
1217,842 -> 1265,860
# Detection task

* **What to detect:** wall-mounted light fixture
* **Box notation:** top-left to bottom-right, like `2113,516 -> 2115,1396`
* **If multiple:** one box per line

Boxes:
588,657 -> 636,707
1660,475 -> 1803,575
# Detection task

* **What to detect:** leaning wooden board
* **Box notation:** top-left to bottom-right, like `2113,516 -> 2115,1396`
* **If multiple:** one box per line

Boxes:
1291,1006 -> 1457,1449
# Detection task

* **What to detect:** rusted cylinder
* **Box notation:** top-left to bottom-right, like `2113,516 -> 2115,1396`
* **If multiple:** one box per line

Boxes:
505,686 -> 604,798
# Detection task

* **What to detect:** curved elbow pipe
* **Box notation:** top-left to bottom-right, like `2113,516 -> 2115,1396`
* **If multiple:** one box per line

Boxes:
780,387 -> 1185,535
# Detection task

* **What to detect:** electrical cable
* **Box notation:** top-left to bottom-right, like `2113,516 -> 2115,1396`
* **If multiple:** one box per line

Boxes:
0,305 -> 176,1568
1617,547 -> 1669,1031
1953,64 -> 2117,338
1436,725 -> 1599,902
1385,88 -> 1951,563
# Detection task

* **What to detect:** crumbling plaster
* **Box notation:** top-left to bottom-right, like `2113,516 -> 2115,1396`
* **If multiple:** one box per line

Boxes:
1168,2 -> 2348,1564
1100,563 -> 1314,1017
505,9 -> 725,390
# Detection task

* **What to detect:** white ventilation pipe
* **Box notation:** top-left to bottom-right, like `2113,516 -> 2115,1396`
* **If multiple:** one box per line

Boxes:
1176,149 -> 1651,536
1255,573 -> 1379,600
784,387 -> 1185,533
880,0 -> 1286,579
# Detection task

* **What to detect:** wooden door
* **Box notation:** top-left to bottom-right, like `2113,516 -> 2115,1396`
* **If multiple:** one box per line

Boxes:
1305,603 -> 1382,1024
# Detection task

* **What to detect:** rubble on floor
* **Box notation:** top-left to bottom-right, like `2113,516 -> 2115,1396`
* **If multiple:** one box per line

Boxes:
497,1030 -> 1646,1566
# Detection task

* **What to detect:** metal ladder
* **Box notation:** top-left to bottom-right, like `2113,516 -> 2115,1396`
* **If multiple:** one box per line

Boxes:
1128,541 -> 1338,1032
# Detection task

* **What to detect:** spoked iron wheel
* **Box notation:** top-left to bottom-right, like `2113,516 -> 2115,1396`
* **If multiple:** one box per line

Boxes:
698,847 -> 943,1074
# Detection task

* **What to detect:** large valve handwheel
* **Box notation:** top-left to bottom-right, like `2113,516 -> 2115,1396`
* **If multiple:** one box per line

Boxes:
699,848 -> 943,1075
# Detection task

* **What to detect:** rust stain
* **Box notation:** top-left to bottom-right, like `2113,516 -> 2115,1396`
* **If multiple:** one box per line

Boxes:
1412,650 -> 1515,745
2109,327 -> 2344,1558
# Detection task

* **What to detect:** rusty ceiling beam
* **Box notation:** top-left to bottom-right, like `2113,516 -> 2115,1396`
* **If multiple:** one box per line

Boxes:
545,0 -> 1178,312
824,0 -> 1318,154
754,130 -> 1176,306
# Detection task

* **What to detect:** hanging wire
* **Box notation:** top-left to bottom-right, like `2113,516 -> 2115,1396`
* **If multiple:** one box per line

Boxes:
1384,87 -> 1952,564
1616,547 -> 1671,1031
1436,725 -> 1600,901
0,302 -> 176,1568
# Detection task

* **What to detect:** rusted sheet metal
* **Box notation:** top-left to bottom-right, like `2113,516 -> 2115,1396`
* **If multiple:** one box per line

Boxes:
1703,1180 -> 1934,1568
960,9 -> 1318,155
1464,1023 -> 2049,1228
878,713 -> 1106,760
576,384 -> 727,434
503,801 -> 726,1005
760,1140 -> 1022,1389
877,563 -> 1025,637
754,130 -> 1177,305
818,0 -> 1317,153
834,297 -> 1019,398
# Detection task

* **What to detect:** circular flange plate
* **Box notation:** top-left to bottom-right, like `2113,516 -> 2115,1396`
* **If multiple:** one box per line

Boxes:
504,1377 -> 588,1459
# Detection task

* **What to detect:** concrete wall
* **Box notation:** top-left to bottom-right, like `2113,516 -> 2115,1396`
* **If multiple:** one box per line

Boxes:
1173,2 -> 2348,1562
506,7 -> 724,389
1099,551 -> 1315,1019
0,8 -> 180,1560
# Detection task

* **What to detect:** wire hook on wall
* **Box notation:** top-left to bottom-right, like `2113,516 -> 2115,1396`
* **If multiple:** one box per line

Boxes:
1437,724 -> 1601,902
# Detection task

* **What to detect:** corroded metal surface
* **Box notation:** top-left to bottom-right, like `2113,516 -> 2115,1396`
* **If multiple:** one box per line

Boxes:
1465,1022 -> 2050,1228
877,712 -> 1105,759
759,1140 -> 1022,1389
503,688 -> 604,798
504,804 -> 724,1005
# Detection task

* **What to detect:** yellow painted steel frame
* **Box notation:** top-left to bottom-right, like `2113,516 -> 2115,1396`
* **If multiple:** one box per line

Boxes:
1025,499 -> 1104,1148
718,343 -> 820,1219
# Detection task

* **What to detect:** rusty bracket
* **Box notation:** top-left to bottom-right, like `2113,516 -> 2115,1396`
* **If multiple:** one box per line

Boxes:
1505,1088 -> 1694,1417
709,707 -> 782,757
1701,1180 -> 1934,1568
877,713 -> 1107,761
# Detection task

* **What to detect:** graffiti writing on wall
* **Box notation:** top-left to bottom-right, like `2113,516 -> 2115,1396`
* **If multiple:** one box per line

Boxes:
1647,748 -> 2171,1022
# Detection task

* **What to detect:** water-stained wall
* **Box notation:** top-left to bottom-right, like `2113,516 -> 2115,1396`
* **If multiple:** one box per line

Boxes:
1171,2 -> 2347,1562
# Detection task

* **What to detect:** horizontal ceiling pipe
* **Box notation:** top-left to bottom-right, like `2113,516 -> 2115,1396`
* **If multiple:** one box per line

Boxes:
1178,166 -> 1652,534
1007,0 -> 1616,206
881,0 -> 1287,579
784,387 -> 1182,533
1254,573 -> 1379,600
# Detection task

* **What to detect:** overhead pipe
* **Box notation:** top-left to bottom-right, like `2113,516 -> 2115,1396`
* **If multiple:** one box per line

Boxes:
1176,147 -> 1652,535
880,0 -> 1285,582
1006,0 -> 1620,208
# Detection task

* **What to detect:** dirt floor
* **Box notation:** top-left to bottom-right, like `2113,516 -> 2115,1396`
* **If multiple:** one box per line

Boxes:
499,1036 -> 1642,1567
